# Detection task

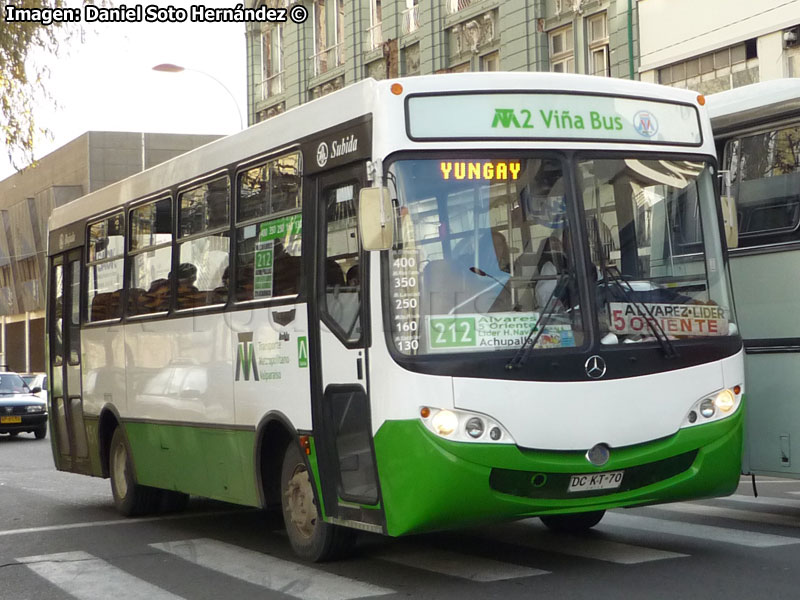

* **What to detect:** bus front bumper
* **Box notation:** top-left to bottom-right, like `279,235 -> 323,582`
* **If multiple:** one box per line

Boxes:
373,402 -> 743,537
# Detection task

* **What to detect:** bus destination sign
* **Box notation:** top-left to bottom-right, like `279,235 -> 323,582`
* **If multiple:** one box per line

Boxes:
407,93 -> 702,145
439,161 -> 521,181
609,302 -> 729,337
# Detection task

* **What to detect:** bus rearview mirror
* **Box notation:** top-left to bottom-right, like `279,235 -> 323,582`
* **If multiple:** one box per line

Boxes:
358,187 -> 394,251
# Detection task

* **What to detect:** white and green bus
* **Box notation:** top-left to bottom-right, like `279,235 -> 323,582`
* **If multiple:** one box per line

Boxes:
708,79 -> 800,480
47,73 -> 744,561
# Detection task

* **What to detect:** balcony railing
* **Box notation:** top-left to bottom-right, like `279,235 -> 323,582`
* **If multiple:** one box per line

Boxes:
261,71 -> 284,100
367,21 -> 383,50
446,0 -> 472,14
402,5 -> 420,35
311,42 -> 345,77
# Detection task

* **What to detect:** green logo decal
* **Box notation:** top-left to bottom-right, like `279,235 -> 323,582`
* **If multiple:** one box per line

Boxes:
491,108 -> 534,129
298,336 -> 309,368
236,332 -> 259,381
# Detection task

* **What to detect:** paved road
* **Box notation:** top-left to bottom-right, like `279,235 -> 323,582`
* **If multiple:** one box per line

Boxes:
3,431 -> 800,599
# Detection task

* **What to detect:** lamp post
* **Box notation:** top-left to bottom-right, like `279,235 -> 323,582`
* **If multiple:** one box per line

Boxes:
152,63 -> 244,130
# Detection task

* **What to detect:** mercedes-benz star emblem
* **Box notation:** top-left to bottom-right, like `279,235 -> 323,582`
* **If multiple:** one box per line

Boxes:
586,443 -> 611,466
584,355 -> 607,379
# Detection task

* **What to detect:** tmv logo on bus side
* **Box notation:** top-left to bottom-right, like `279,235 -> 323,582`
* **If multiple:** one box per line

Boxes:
236,332 -> 259,381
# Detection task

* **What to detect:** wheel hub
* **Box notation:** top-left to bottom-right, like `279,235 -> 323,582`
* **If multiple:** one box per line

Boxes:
284,466 -> 316,539
112,443 -> 128,499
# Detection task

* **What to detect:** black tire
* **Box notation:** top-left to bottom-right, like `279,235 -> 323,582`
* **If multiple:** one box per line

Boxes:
34,425 -> 47,439
280,442 -> 355,562
108,427 -> 161,517
8,432 -> 19,437
540,510 -> 606,533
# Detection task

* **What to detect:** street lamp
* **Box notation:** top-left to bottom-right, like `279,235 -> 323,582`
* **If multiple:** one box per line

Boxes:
152,63 -> 244,130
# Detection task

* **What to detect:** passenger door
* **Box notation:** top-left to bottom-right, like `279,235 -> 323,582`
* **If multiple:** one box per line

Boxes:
49,250 -> 90,473
310,164 -> 383,531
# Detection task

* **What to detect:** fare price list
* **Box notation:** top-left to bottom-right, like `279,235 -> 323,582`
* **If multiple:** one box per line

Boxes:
391,250 -> 421,353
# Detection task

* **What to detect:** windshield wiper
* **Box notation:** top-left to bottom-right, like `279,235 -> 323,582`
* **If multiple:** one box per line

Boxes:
505,274 -> 569,370
589,214 -> 678,359
601,265 -> 679,359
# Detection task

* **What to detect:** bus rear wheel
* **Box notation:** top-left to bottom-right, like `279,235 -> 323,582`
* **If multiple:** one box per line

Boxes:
280,441 -> 355,562
109,427 -> 161,517
540,510 -> 605,533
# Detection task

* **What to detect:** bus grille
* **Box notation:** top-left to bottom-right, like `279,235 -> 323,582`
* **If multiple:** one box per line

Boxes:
489,450 -> 698,500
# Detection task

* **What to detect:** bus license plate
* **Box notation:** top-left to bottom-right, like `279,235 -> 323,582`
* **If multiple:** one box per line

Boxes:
0,416 -> 22,424
568,471 -> 624,492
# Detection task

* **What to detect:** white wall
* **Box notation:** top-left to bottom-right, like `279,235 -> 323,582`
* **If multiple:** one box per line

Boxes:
638,0 -> 800,71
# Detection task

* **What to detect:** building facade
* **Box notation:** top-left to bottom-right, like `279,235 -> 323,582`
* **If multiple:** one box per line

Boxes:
0,131 -> 221,373
638,0 -> 800,93
246,0 -> 641,124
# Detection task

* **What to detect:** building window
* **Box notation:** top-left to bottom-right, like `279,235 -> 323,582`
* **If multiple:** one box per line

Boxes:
402,0 -> 420,35
403,43 -> 421,75
549,25 -> 574,73
450,61 -> 471,73
658,40 -> 758,93
586,12 -> 609,77
368,0 -> 382,50
480,51 -> 499,71
313,0 -> 345,76
446,0 -> 473,14
260,4 -> 285,100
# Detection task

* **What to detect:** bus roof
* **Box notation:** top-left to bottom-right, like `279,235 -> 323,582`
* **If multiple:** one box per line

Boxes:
706,79 -> 800,134
49,73 -> 712,237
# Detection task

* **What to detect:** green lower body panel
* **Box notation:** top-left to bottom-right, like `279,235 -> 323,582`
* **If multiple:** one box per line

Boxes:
124,422 -> 261,507
374,404 -> 744,537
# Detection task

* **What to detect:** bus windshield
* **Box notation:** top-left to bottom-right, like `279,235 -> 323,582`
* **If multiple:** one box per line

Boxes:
579,158 -> 736,344
387,155 -> 737,356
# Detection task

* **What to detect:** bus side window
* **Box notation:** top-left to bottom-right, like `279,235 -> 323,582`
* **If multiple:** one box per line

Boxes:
128,198 -> 172,315
322,183 -> 361,342
177,177 -> 231,309
735,126 -> 800,247
86,214 -> 124,322
235,151 -> 303,302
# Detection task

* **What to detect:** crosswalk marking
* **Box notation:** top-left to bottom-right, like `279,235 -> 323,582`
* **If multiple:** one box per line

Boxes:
604,512 -> 800,547
483,521 -> 688,564
151,538 -> 394,600
0,509 -> 248,538
726,494 -> 800,509
652,502 -> 800,528
377,545 -> 549,581
17,551 -> 185,600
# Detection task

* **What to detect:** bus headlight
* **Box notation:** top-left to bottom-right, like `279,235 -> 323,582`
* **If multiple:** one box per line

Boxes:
431,410 -> 458,436
714,389 -> 736,412
465,417 -> 485,439
682,386 -> 742,428
420,406 -> 515,444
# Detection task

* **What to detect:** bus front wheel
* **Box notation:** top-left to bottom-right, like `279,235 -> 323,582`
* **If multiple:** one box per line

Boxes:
540,510 -> 605,533
109,427 -> 161,517
280,441 -> 355,562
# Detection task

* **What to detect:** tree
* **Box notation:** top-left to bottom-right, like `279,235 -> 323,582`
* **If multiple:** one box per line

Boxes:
0,1 -> 78,170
